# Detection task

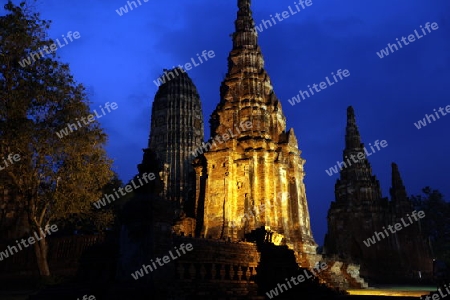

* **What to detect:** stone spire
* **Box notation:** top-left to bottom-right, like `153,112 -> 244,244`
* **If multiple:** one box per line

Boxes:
234,0 -> 257,49
148,67 -> 204,216
325,106 -> 383,258
345,106 -> 362,149
390,163 -> 407,200
390,162 -> 411,214
324,110 -> 433,279
335,106 -> 382,203
210,0 -> 285,141
194,0 -> 317,264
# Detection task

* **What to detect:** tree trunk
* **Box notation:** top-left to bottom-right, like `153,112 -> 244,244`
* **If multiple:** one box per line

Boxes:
34,232 -> 50,276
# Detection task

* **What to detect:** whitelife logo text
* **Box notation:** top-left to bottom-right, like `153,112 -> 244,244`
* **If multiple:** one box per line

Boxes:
376,22 -> 439,59
19,31 -> 81,67
363,210 -> 425,247
0,225 -> 59,261
153,50 -> 215,87
325,139 -> 388,176
414,105 -> 450,130
288,69 -> 350,106
191,121 -> 252,157
115,0 -> 149,16
254,0 -> 313,34
266,262 -> 328,299
56,102 -> 118,139
0,153 -> 20,172
131,243 -> 193,280
93,172 -> 155,209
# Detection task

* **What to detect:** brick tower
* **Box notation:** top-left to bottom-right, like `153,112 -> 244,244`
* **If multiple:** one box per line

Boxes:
324,106 -> 432,282
193,0 -> 317,265
148,68 -> 204,218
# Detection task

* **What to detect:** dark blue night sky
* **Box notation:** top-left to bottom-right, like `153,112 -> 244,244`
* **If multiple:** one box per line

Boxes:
3,0 -> 450,245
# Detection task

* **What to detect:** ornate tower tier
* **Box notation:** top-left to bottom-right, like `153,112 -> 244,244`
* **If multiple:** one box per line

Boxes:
194,0 -> 317,261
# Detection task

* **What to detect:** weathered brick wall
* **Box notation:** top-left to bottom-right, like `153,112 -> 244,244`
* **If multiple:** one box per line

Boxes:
0,234 -> 106,278
164,237 -> 263,300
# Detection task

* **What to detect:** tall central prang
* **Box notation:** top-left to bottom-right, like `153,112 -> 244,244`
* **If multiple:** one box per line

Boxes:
193,0 -> 317,264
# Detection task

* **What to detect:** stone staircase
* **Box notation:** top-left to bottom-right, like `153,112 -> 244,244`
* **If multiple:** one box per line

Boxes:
317,259 -> 369,290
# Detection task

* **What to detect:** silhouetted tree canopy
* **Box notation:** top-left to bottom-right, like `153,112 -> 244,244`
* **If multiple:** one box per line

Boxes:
0,1 -> 116,276
412,187 -> 450,265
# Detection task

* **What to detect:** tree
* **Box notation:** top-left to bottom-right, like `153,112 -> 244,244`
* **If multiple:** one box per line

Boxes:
411,187 -> 450,265
0,1 -> 115,276
54,174 -> 122,235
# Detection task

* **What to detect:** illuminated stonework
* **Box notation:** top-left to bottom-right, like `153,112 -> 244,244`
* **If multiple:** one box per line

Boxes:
192,0 -> 317,262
